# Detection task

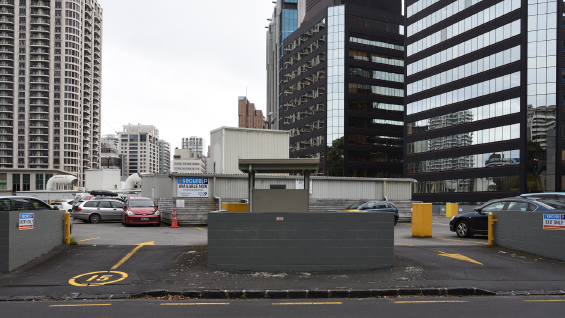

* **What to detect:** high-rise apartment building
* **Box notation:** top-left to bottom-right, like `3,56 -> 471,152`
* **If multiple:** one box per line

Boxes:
0,0 -> 103,185
158,139 -> 170,174
282,0 -> 405,177
404,0 -> 557,204
118,124 -> 159,175
267,0 -> 299,129
172,148 -> 205,173
181,136 -> 203,155
238,96 -> 265,129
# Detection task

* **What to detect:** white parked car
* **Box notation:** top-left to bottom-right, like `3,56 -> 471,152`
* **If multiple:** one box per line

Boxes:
51,200 -> 74,212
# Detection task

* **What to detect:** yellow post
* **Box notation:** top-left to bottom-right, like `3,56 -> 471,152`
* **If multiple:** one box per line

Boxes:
64,211 -> 71,245
488,212 -> 498,246
412,203 -> 432,238
446,203 -> 458,218
222,203 -> 249,212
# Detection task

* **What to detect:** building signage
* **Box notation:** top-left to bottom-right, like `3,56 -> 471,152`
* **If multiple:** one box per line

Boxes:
177,178 -> 209,198
176,200 -> 185,208
19,213 -> 34,230
543,214 -> 565,230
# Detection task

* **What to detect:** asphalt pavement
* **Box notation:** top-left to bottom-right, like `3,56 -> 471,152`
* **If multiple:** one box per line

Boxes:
1,296 -> 564,318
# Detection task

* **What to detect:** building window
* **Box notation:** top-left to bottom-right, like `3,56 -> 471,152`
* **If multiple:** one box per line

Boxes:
35,174 -> 44,190
13,174 -> 20,192
0,173 -> 6,190
23,174 -> 30,191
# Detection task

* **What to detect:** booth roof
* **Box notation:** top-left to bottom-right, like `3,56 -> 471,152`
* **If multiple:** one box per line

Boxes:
238,159 -> 320,174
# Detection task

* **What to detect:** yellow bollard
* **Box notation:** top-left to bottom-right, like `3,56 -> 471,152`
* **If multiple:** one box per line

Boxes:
446,203 -> 458,218
64,211 -> 71,245
488,212 -> 498,246
412,203 -> 432,238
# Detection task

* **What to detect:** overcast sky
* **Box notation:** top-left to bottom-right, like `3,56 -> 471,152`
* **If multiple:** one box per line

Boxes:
98,0 -> 276,152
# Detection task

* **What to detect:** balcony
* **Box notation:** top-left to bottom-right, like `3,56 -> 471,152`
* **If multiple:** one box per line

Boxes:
29,107 -> 48,113
0,120 -> 11,127
0,17 -> 14,24
0,47 -> 13,53
29,129 -> 48,135
29,71 -> 49,77
0,53 -> 13,60
30,62 -> 49,69
30,9 -> 49,17
29,85 -> 48,91
29,160 -> 48,165
29,137 -> 47,142
0,39 -> 13,46
0,0 -> 15,7
30,40 -> 49,47
29,48 -> 49,54
0,61 -> 13,68
29,78 -> 49,83
0,106 -> 12,112
29,151 -> 48,157
30,93 -> 48,98
0,32 -> 13,39
0,92 -> 11,97
0,98 -> 12,104
30,1 -> 49,8
0,143 -> 12,149
30,18 -> 50,25
0,69 -> 13,75
30,55 -> 49,61
0,25 -> 13,31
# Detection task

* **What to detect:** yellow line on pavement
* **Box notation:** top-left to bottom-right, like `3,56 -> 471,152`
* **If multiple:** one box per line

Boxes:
272,302 -> 342,305
394,243 -> 415,246
77,237 -> 100,243
110,241 -> 155,270
437,252 -> 483,265
161,303 -> 229,306
395,301 -> 468,304
196,227 -> 207,231
523,300 -> 565,302
50,304 -> 112,307
432,238 -> 487,244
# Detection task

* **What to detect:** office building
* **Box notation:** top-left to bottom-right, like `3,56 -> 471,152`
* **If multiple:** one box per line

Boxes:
100,134 -> 121,172
118,124 -> 159,175
158,139 -> 170,174
0,0 -> 103,186
238,96 -> 265,129
282,0 -> 405,177
404,0 -> 557,204
181,136 -> 203,155
267,0 -> 299,129
172,148 -> 205,173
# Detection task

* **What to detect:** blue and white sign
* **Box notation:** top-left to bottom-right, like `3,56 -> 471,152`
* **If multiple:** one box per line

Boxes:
19,213 -> 34,230
543,214 -> 565,230
177,178 -> 209,198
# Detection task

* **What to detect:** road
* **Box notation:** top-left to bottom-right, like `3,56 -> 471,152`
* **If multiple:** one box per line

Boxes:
1,296 -> 564,317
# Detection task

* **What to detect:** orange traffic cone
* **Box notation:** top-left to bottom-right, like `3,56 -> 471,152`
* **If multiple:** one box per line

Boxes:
170,208 -> 179,228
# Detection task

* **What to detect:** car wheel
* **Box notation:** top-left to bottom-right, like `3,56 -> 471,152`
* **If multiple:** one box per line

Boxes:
89,214 -> 101,224
456,220 -> 471,238
121,217 -> 125,225
394,216 -> 398,226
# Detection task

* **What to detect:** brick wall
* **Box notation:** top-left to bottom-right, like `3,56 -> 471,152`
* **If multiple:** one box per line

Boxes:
208,212 -> 394,271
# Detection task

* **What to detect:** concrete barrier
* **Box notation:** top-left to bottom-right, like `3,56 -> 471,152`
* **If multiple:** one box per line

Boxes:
0,210 -> 65,272
207,212 -> 394,271
492,211 -> 565,262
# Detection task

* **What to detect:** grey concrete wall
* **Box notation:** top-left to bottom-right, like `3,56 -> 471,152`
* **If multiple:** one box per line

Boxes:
157,197 -> 218,225
208,212 -> 394,271
0,210 -> 65,272
492,211 -> 565,262
252,189 -> 309,212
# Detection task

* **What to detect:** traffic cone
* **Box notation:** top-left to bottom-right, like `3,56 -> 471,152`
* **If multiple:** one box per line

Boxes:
170,208 -> 179,228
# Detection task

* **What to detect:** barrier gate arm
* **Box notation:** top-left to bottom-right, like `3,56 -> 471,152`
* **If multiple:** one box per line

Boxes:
488,212 -> 498,246
63,211 -> 71,245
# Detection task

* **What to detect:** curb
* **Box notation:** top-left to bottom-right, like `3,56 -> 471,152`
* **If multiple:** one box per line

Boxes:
2,288 -> 565,301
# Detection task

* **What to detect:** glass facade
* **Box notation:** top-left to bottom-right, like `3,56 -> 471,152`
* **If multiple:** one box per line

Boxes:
407,150 -> 520,174
412,176 -> 520,193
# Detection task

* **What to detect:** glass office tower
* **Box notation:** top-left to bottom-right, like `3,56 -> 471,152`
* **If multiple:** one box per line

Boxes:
405,0 -> 562,204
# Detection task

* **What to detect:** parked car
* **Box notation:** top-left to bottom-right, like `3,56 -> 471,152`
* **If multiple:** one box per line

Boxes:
51,200 -> 74,212
449,197 -> 565,238
339,200 -> 399,225
0,196 -> 59,211
121,197 -> 160,227
71,199 -> 125,223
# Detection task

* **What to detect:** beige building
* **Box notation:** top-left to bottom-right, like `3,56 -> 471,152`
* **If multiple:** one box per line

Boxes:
0,0 -> 103,186
173,148 -> 205,173
118,124 -> 160,175
0,168 -> 75,195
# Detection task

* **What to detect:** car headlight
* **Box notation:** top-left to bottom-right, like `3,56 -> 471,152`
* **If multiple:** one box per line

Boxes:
154,210 -> 160,216
127,211 -> 134,216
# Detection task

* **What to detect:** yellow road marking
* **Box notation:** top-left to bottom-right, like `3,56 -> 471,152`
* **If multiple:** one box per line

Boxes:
437,252 -> 483,265
77,237 -> 100,243
68,271 -> 128,287
272,302 -> 342,305
196,227 -> 207,231
161,303 -> 229,306
394,243 -> 415,246
110,241 -> 154,270
50,304 -> 112,307
395,301 -> 468,304
524,300 -> 565,302
432,238 -> 486,244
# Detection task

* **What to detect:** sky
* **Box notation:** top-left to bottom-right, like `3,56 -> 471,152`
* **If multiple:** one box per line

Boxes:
98,0 -> 277,152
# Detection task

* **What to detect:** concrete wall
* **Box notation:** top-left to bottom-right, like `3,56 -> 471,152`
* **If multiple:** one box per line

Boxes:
492,211 -> 565,262
0,210 -> 65,272
252,189 -> 309,212
208,212 -> 394,271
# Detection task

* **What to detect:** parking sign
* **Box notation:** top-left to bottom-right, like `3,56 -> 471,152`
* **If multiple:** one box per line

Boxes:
19,213 -> 34,230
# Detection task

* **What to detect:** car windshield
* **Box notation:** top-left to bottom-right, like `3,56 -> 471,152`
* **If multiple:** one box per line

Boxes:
535,199 -> 565,210
129,200 -> 155,207
347,201 -> 366,209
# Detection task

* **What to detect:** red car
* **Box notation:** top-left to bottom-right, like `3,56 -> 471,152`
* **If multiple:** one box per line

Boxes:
121,197 -> 160,226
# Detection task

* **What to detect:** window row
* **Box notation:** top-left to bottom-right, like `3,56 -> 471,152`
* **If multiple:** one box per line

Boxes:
407,149 -> 520,174
348,15 -> 403,35
284,52 -> 325,84
412,176 -> 520,193
349,83 -> 404,98
408,0 -> 520,56
283,103 -> 325,126
408,20 -> 520,76
408,98 -> 520,135
349,67 -> 404,83
349,99 -> 404,115
289,135 -> 325,153
349,117 -> 404,131
408,0 -> 489,36
407,72 -> 520,115
284,70 -> 325,97
283,86 -> 325,112
289,119 -> 325,138
349,33 -> 404,51
284,19 -> 326,56
349,151 -> 403,163
407,123 -> 520,154
349,49 -> 404,67
348,134 -> 403,148
408,45 -> 520,96
284,35 -> 326,70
